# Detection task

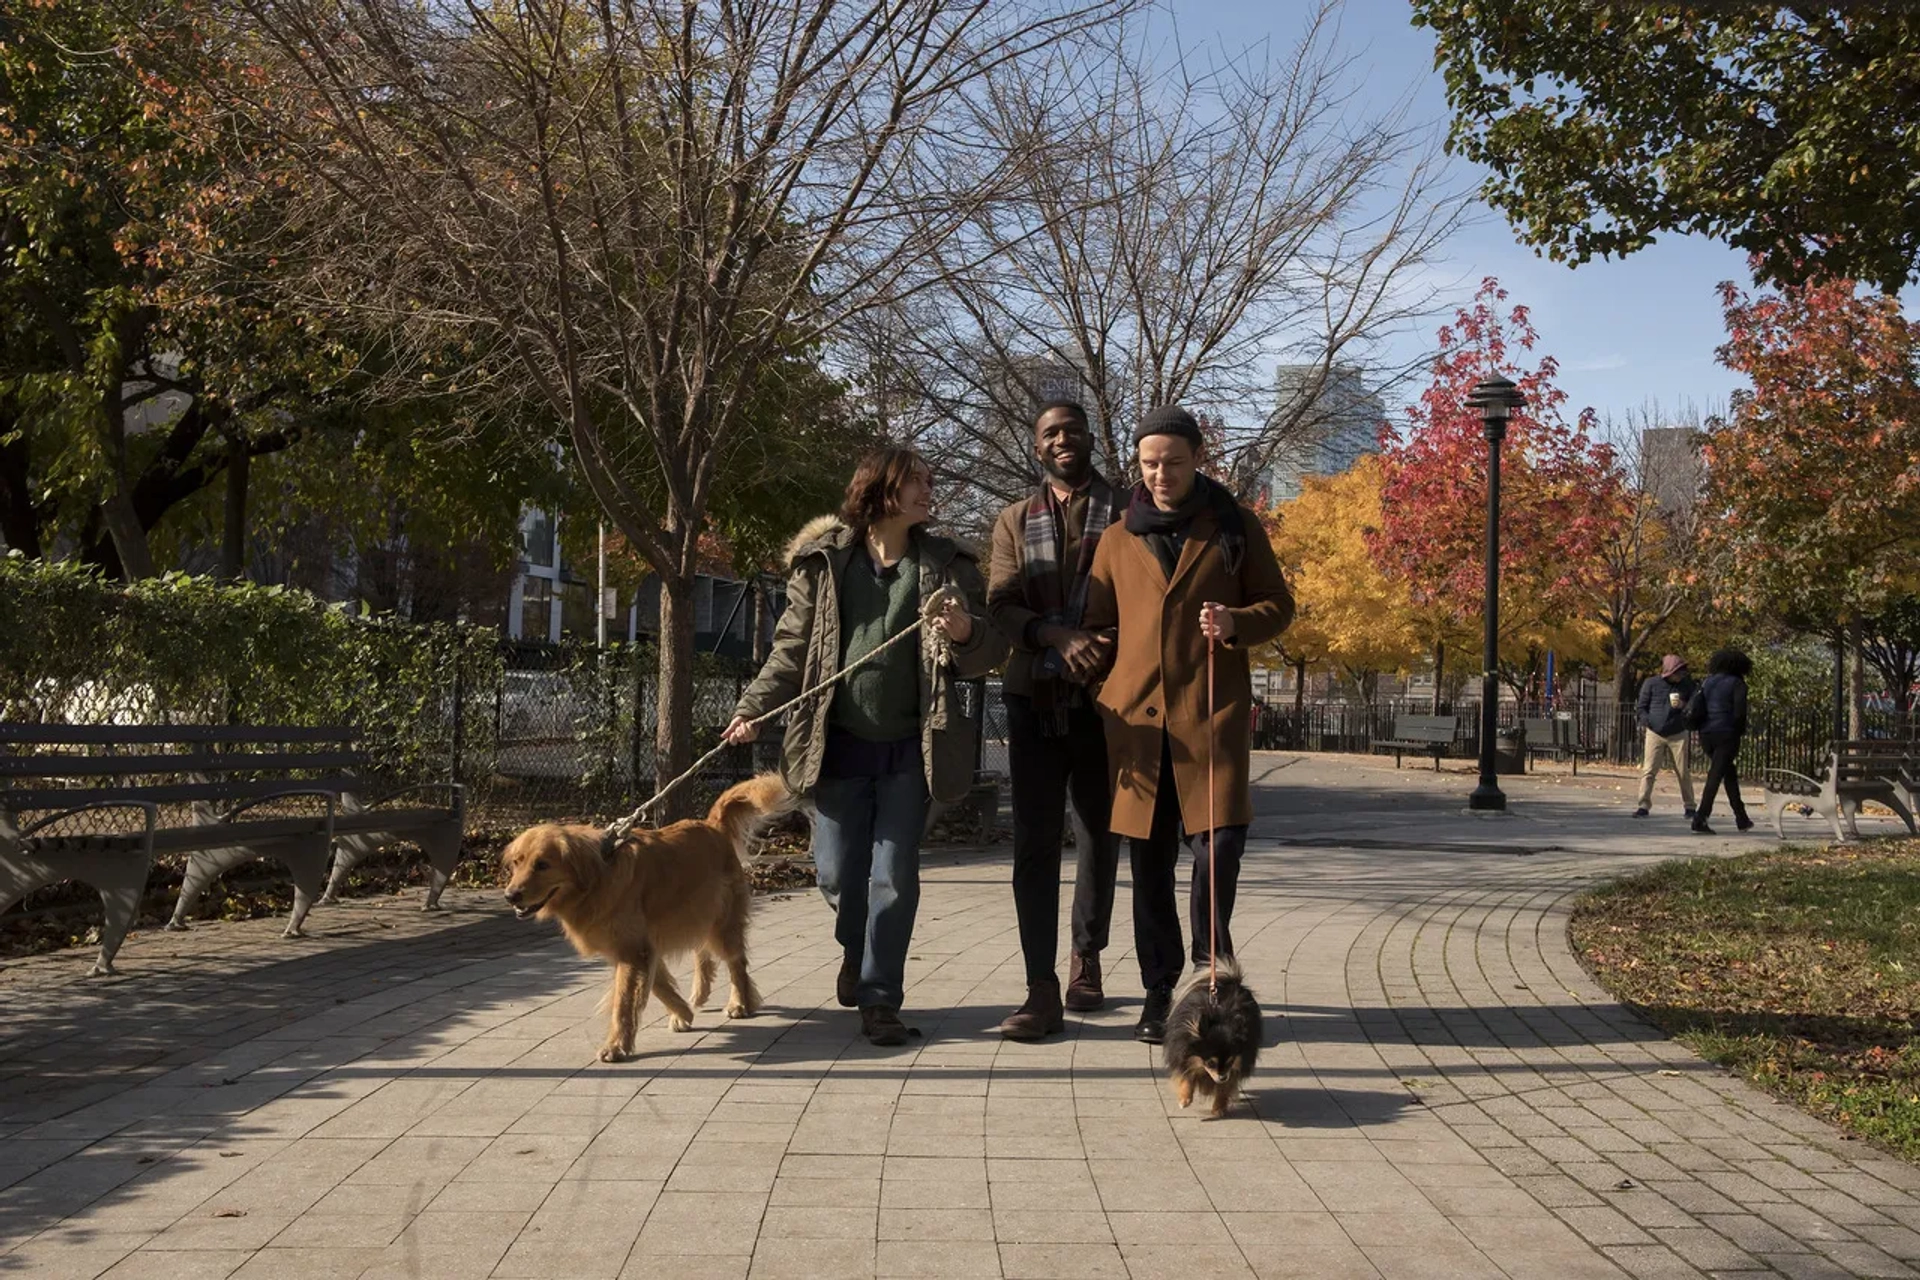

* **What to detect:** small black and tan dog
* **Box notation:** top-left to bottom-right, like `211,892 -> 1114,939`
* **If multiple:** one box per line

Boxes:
1163,958 -> 1262,1118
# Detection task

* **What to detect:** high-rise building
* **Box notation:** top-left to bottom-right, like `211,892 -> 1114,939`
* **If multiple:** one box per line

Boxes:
1640,426 -> 1705,515
1260,365 -> 1384,504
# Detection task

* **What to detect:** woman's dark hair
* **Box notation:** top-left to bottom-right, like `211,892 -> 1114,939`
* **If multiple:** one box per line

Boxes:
838,445 -> 929,533
1707,647 -> 1753,677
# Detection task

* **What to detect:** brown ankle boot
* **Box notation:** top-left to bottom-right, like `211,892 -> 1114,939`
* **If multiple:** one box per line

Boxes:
998,977 -> 1064,1041
1064,952 -> 1104,1012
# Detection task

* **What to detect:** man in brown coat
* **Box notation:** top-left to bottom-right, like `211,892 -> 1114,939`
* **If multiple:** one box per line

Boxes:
985,400 -> 1127,1040
1083,405 -> 1294,1043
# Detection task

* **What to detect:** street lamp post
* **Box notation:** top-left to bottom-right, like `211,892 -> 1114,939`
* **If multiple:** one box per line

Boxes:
1467,375 -> 1525,812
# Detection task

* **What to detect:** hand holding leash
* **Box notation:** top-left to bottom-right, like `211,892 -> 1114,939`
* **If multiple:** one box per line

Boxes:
1198,601 -> 1235,642
611,586 -> 969,839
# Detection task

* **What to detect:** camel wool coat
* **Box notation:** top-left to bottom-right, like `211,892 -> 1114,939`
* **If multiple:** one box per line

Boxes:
1082,501 -> 1293,839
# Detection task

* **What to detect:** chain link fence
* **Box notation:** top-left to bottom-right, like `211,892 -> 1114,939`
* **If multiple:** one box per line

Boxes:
470,640 -> 777,829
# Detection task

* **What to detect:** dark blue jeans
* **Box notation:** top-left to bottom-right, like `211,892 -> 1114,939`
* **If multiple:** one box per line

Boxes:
811,768 -> 930,1010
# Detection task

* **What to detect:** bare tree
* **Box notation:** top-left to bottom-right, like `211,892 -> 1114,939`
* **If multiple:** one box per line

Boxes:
847,2 -> 1463,522
199,0 -> 1127,815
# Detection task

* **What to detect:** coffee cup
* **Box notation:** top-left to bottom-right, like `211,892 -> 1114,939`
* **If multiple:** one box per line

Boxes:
1669,692 -> 1683,708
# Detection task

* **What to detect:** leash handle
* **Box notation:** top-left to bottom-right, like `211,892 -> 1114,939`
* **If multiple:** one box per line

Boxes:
604,586 -> 966,840
1207,631 -> 1217,997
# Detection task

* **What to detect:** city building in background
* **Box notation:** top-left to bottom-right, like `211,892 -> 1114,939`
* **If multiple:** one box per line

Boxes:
1259,364 -> 1385,504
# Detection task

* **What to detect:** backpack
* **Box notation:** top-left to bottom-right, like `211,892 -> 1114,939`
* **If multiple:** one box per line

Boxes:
1684,684 -> 1710,732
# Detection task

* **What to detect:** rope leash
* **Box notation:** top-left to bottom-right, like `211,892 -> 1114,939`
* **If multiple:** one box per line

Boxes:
602,585 -> 968,842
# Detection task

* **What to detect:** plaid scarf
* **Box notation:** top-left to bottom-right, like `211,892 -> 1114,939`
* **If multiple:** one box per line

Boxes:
1022,472 -> 1122,735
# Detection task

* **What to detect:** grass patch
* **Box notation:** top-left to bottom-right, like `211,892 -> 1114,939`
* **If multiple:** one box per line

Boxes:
1571,839 -> 1920,1163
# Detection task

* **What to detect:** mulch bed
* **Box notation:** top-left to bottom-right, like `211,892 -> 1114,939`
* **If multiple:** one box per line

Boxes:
1572,838 -> 1920,1163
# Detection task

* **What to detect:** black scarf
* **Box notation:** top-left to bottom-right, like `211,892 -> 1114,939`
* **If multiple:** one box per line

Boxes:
1124,474 -> 1245,578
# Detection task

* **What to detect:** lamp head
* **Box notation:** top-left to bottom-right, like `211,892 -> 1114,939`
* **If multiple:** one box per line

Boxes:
1467,375 -> 1524,441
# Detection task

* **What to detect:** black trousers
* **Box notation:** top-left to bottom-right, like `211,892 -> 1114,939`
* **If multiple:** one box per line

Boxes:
1005,694 -> 1122,987
1130,733 -> 1246,992
1696,730 -> 1748,824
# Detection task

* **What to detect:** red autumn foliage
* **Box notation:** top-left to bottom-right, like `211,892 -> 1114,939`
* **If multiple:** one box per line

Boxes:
1372,278 -> 1623,661
1703,273 -> 1920,626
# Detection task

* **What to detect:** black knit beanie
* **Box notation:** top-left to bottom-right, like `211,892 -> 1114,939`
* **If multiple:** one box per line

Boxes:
1133,405 -> 1203,448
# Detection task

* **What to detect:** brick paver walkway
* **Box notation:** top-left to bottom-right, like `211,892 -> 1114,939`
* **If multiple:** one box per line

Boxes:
4,756 -> 1920,1279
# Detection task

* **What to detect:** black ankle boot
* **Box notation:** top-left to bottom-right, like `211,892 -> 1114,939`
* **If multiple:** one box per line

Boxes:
1134,984 -> 1172,1045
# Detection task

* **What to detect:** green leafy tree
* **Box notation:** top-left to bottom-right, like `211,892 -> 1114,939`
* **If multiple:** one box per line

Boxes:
1413,3 -> 1920,290
0,0 -> 350,576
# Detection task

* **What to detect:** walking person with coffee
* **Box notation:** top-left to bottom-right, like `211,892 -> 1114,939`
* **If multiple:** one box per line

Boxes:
1632,654 -> 1698,820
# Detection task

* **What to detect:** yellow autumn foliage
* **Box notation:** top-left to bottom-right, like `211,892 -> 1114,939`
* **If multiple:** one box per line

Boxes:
1264,456 -> 1422,679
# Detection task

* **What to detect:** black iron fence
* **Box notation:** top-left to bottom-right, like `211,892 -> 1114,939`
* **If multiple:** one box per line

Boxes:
1249,695 -> 1905,778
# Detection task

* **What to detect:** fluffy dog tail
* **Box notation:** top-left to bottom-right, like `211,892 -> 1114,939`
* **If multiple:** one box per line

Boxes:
1173,954 -> 1244,1005
708,772 -> 794,853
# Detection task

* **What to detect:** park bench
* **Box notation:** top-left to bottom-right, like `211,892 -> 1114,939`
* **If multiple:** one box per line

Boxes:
1373,714 -> 1459,771
1523,716 -> 1602,775
1522,718 -> 1559,772
1759,740 -> 1919,842
0,724 -> 462,976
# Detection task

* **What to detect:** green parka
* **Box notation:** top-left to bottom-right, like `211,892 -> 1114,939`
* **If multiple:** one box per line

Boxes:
733,516 -> 1008,806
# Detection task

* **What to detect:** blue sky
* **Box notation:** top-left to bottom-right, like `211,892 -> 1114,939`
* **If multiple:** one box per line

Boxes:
1173,0 -> 1751,433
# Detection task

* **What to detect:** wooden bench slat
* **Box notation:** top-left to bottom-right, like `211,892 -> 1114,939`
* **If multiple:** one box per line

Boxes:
3,777 -> 369,811
0,751 -> 371,778
333,807 -> 456,834
0,725 -> 357,746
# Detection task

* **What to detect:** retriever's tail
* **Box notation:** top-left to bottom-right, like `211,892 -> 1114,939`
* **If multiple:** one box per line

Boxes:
708,772 -> 795,854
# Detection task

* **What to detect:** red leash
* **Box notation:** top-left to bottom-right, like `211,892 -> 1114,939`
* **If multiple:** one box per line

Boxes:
1207,632 -> 1217,998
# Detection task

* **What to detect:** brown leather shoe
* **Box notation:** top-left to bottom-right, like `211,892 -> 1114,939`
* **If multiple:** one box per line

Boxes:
998,977 -> 1064,1041
1064,952 -> 1104,1012
861,1005 -> 910,1046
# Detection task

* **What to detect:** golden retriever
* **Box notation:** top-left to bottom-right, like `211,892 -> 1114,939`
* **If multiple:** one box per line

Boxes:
500,773 -> 790,1062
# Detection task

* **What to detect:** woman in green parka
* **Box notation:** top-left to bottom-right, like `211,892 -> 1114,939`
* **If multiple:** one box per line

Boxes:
723,446 -> 1006,1044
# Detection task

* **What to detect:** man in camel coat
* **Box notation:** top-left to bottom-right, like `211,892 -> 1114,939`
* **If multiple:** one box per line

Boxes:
1083,405 -> 1294,1043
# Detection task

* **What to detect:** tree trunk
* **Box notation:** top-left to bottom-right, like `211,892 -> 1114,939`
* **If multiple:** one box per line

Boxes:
0,427 -> 43,557
99,488 -> 155,580
654,571 -> 698,822
1849,614 -> 1866,740
1611,640 -> 1636,715
1430,638 -> 1444,714
222,446 -> 250,581
97,381 -> 155,580
1832,632 -> 1848,743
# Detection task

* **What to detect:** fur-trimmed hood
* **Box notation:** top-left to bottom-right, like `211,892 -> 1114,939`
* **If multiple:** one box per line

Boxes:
781,515 -> 982,571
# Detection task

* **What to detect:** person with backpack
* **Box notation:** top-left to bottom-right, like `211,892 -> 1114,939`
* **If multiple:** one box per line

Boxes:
1632,654 -> 1698,819
1687,647 -> 1755,835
